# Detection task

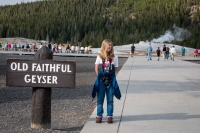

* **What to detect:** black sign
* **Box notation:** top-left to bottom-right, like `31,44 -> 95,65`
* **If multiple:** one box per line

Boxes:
6,59 -> 76,88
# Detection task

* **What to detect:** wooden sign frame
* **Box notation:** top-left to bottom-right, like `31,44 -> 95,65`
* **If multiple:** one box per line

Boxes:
6,59 -> 76,88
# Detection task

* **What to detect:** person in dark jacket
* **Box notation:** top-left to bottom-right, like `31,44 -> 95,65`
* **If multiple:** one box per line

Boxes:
166,46 -> 170,59
130,44 -> 135,57
156,47 -> 161,61
92,39 -> 121,124
48,42 -> 52,51
162,44 -> 166,61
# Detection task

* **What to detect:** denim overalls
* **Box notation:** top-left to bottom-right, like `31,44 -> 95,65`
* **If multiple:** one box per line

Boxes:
92,62 -> 121,117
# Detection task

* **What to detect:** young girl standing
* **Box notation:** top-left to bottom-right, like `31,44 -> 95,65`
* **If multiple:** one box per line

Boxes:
92,39 -> 121,124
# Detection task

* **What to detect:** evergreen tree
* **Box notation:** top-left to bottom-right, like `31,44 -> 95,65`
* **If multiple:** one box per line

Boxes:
0,0 -> 199,48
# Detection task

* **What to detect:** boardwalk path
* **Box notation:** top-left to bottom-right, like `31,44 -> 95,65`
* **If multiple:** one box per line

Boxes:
81,56 -> 200,133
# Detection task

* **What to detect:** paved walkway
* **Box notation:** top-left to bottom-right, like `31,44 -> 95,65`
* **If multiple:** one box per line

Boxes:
81,56 -> 200,133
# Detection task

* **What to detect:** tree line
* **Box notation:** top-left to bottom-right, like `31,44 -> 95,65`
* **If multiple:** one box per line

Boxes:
0,0 -> 199,48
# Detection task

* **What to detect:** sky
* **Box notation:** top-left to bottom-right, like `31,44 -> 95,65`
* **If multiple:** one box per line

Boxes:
0,0 -> 39,6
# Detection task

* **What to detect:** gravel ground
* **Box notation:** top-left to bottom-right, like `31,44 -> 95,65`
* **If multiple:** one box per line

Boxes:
0,54 -> 127,133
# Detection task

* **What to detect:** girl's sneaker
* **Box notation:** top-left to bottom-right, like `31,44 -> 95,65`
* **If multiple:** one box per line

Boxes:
96,116 -> 102,123
107,116 -> 113,123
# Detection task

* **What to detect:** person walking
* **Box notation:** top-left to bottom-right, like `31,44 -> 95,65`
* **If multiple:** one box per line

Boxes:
156,47 -> 161,61
71,45 -> 75,53
194,49 -> 198,57
171,46 -> 176,61
66,44 -> 71,53
162,44 -> 166,61
53,43 -> 57,53
84,45 -> 88,53
48,42 -> 52,51
4,43 -> 8,51
166,46 -> 170,59
169,46 -> 173,60
181,46 -> 186,58
39,43 -> 43,49
88,45 -> 92,54
146,43 -> 153,61
24,43 -> 27,51
7,43 -> 11,51
92,39 -> 121,124
58,45 -> 62,53
16,43 -> 20,51
75,45 -> 79,53
33,43 -> 37,52
130,44 -> 135,57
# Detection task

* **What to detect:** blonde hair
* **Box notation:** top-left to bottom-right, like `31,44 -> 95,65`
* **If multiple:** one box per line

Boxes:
99,39 -> 114,61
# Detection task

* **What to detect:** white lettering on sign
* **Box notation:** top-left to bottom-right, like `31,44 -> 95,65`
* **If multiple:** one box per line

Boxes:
35,65 -> 41,71
61,65 -> 66,72
52,76 -> 58,84
11,62 -> 17,70
24,74 -> 58,84
31,63 -> 72,73
42,76 -> 46,83
32,75 -> 36,83
37,75 -> 42,83
24,75 -> 31,82
32,63 -> 36,71
50,64 -> 56,72
67,65 -> 71,72
45,64 -> 49,71
56,64 -> 61,72
11,62 -> 28,71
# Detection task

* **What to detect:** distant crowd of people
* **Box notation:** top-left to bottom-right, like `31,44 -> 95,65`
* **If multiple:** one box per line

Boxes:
129,43 -> 199,61
64,44 -> 92,54
145,43 -> 199,61
0,42 -> 92,54
0,42 -> 38,52
155,44 -> 176,61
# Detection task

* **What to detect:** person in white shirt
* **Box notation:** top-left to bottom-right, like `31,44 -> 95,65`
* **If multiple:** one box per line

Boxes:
53,43 -> 57,53
11,43 -> 14,50
170,46 -> 176,61
71,45 -> 75,53
75,45 -> 79,53
94,39 -> 120,124
39,43 -> 43,49
80,46 -> 84,53
58,45 -> 62,53
84,46 -> 88,53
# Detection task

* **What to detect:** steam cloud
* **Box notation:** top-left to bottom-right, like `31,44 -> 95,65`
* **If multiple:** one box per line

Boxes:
151,24 -> 191,43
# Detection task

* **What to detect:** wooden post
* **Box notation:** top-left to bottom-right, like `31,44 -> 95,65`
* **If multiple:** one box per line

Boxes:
31,46 -> 53,129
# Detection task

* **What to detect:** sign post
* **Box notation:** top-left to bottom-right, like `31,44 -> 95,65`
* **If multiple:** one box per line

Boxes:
6,46 -> 76,129
31,46 -> 52,129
